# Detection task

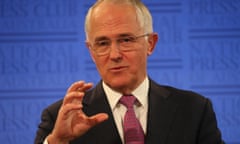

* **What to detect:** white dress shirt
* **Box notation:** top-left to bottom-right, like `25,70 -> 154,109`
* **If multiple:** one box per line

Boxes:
103,77 -> 149,143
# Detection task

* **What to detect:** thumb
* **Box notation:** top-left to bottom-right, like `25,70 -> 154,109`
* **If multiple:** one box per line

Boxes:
89,113 -> 109,126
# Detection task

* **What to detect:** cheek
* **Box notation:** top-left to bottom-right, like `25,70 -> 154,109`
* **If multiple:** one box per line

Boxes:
94,57 -> 108,74
130,51 -> 147,70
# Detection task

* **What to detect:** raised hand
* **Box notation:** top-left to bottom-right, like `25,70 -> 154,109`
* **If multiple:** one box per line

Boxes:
47,81 -> 109,144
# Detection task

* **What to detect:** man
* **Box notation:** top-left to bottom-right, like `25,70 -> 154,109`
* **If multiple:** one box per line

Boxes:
35,0 -> 224,144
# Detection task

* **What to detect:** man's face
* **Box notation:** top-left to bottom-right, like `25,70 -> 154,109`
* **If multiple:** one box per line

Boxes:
86,3 -> 157,94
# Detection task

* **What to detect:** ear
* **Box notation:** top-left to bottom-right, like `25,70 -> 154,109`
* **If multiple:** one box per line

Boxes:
147,33 -> 158,56
85,41 -> 96,63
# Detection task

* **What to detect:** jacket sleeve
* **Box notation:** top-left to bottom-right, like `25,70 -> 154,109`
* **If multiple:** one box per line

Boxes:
34,100 -> 62,144
198,98 -> 225,144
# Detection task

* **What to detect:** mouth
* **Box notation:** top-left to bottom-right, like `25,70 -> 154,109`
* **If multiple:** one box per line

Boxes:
109,66 -> 127,72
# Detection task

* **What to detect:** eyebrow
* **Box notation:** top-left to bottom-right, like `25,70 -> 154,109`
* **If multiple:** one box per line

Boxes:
94,33 -> 135,42
118,33 -> 134,37
94,36 -> 109,42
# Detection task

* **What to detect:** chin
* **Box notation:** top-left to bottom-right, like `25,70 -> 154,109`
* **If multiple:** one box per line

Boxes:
106,78 -> 128,89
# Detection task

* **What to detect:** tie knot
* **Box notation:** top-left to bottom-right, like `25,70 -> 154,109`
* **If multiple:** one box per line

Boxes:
119,95 -> 136,108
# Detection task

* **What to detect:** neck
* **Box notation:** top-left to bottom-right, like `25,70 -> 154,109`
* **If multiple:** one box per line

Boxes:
106,77 -> 147,95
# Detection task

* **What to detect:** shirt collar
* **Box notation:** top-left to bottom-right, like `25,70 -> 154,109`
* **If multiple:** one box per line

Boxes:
103,77 -> 149,110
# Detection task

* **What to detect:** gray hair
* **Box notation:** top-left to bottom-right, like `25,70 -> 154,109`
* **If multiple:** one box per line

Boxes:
84,0 -> 153,39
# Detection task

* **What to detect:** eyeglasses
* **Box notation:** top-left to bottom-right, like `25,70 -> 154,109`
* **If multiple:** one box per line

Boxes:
88,33 -> 150,56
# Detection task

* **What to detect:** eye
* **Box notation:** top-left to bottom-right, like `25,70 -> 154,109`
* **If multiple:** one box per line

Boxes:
118,36 -> 136,43
95,40 -> 110,47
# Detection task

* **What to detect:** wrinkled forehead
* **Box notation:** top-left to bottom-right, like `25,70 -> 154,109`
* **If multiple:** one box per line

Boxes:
87,2 -> 142,40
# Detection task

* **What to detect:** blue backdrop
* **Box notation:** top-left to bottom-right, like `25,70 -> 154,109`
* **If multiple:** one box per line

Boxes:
0,0 -> 239,143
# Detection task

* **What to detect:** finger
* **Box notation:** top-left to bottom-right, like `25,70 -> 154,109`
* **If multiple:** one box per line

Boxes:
88,113 -> 109,127
67,81 -> 85,93
76,82 -> 93,92
60,103 -> 83,120
67,81 -> 93,93
63,91 -> 84,105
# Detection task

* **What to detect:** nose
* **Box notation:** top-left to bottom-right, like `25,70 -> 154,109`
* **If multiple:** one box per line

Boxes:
109,42 -> 122,60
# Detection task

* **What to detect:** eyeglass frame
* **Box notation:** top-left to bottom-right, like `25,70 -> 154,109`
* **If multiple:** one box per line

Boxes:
87,33 -> 151,56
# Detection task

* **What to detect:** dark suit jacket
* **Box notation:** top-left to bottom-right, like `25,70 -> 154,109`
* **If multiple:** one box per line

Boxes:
34,79 -> 224,144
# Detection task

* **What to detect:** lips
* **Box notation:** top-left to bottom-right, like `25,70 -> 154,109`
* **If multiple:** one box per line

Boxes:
109,66 -> 127,72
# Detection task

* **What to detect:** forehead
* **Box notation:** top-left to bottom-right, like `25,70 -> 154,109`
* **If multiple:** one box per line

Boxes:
88,3 -> 142,39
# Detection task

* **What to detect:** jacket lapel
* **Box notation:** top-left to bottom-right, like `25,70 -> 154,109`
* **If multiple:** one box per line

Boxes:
83,82 -> 122,144
145,80 -> 179,144
82,80 -> 178,144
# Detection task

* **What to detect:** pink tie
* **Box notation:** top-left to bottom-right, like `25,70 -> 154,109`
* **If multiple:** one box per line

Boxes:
119,95 -> 145,144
